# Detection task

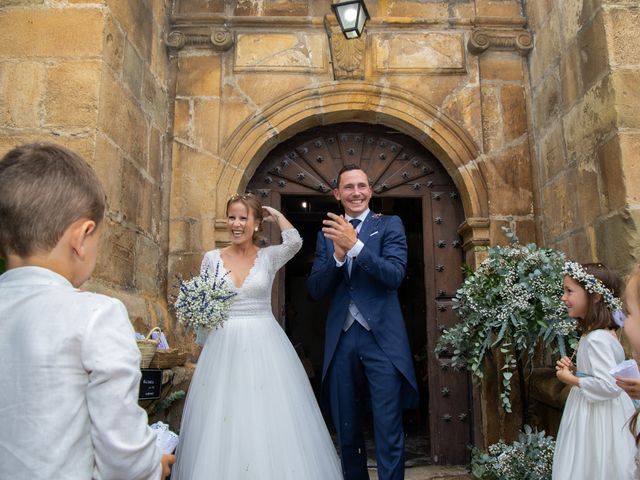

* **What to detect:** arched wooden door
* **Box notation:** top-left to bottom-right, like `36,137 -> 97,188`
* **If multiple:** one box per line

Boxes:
247,122 -> 471,464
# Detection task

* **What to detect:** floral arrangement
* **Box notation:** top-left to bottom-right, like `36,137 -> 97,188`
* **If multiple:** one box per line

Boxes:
174,262 -> 237,331
436,227 -> 578,412
468,425 -> 555,480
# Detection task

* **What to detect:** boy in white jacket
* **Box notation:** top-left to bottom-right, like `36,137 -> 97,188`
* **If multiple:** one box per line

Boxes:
0,143 -> 174,479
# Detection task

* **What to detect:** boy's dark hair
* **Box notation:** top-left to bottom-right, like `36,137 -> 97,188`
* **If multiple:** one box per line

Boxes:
0,143 -> 106,258
336,164 -> 370,187
578,263 -> 622,333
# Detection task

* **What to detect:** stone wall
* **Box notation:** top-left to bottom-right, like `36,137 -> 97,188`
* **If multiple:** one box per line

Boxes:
525,0 -> 640,272
0,1 -> 174,339
168,0 -> 534,445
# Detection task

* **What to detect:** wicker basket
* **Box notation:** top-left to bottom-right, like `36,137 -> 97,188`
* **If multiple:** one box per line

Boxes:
148,348 -> 187,369
137,327 -> 161,369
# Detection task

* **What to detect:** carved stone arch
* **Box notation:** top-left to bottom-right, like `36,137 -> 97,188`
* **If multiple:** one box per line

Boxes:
216,81 -> 489,259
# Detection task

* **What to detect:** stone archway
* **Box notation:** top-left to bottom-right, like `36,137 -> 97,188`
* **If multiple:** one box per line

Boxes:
215,82 -> 489,262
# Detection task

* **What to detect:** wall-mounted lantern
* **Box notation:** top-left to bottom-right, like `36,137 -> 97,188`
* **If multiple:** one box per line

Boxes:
331,0 -> 370,39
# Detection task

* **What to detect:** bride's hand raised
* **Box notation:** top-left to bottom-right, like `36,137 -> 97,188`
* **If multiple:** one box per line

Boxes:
262,205 -> 282,222
261,206 -> 294,231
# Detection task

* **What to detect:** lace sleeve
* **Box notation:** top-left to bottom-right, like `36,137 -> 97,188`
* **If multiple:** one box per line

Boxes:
266,228 -> 302,273
200,251 -> 215,275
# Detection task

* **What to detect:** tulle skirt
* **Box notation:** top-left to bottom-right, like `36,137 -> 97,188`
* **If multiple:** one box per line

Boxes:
552,387 -> 636,479
171,312 -> 343,480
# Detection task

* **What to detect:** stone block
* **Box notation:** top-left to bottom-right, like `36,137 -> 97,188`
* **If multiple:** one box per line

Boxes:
532,71 -> 561,130
122,39 -> 144,100
170,141 -> 224,218
149,13 -> 170,90
599,133 -> 640,209
3,0 -> 44,4
102,13 -> 125,73
135,235 -> 163,295
174,0 -> 224,14
538,121 -> 566,181
559,42 -> 581,111
479,54 -> 524,82
528,10 -> 561,86
106,0 -> 153,61
148,126 -> 163,185
169,218 -> 201,253
264,0 -> 308,16
577,10 -> 609,93
0,8 -> 104,58
475,0 -> 522,18
98,68 -> 148,163
193,98 -> 220,154
44,61 -> 101,128
524,0 -> 553,31
121,159 -> 152,233
385,2 -> 449,18
219,97 -> 257,149
0,61 -> 46,128
235,74 -> 328,108
604,7 -> 640,67
611,69 -> 640,130
93,133 -> 123,213
562,75 -> 616,166
595,209 -> 640,273
501,85 -> 527,144
173,99 -> 191,141
558,0 -> 586,43
575,168 -> 602,225
176,54 -> 221,97
441,86 -> 483,150
235,33 -> 327,73
142,70 -> 169,131
480,84 -> 501,153
371,33 -> 465,75
94,218 -> 136,289
541,172 -> 579,239
0,132 -> 95,162
480,142 -> 533,216
554,228 -> 593,265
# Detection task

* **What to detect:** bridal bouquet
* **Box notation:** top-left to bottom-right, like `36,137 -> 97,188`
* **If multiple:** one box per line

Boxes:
174,262 -> 237,331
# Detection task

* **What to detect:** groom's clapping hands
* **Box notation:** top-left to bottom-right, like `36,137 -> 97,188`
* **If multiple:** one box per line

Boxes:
322,212 -> 358,262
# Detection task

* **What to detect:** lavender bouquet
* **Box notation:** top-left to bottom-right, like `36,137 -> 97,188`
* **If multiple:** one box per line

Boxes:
174,262 -> 237,331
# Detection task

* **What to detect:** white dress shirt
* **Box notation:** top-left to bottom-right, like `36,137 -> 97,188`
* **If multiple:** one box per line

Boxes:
334,210 -> 371,331
0,266 -> 161,480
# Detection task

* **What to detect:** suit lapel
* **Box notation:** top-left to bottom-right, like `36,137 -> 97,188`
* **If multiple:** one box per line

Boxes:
348,211 -> 377,278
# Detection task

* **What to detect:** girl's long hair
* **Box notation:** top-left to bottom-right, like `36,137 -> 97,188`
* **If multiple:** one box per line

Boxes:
626,268 -> 640,445
576,263 -> 622,334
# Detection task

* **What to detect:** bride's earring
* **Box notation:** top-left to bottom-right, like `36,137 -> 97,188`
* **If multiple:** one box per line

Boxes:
254,226 -> 259,232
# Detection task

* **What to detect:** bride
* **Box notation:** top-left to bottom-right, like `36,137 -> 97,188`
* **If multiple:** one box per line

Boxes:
172,193 -> 343,480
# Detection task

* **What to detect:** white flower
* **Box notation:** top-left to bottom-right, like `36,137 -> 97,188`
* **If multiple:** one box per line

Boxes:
174,262 -> 237,331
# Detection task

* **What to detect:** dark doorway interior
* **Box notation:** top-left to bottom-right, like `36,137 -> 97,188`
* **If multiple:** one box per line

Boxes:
282,194 -> 431,466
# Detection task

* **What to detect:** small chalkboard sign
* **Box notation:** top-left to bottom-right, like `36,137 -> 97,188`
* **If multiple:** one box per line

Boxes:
139,369 -> 162,400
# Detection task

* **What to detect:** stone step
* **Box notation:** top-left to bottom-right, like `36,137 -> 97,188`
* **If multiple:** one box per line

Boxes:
368,465 -> 471,480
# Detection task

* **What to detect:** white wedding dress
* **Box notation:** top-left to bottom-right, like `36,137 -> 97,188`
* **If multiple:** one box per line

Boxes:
172,229 -> 343,480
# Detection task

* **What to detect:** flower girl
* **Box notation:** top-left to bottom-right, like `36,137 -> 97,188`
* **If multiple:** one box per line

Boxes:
552,262 -> 636,479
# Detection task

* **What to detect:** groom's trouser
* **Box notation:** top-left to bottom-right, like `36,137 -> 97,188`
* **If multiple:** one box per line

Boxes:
328,321 -> 405,480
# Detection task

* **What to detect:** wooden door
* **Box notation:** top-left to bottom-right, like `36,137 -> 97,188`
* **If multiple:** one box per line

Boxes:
246,123 -> 471,464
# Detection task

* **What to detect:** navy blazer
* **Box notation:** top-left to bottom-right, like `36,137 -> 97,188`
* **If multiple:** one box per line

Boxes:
307,211 -> 419,408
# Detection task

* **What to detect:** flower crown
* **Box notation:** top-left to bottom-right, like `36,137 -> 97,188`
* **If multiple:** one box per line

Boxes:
562,261 -> 623,312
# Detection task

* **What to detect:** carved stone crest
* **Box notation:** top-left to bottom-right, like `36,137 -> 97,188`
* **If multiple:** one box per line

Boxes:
324,17 -> 365,80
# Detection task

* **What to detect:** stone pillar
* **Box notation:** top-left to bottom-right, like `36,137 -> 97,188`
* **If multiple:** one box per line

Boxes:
0,1 -> 174,340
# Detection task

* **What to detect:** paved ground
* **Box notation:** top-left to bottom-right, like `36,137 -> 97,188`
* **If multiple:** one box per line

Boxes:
369,465 -> 471,479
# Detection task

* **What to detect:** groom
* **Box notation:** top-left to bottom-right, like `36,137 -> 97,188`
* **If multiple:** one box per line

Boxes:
307,164 -> 418,480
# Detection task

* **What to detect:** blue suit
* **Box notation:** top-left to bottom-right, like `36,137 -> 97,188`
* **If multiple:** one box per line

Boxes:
307,211 -> 418,480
